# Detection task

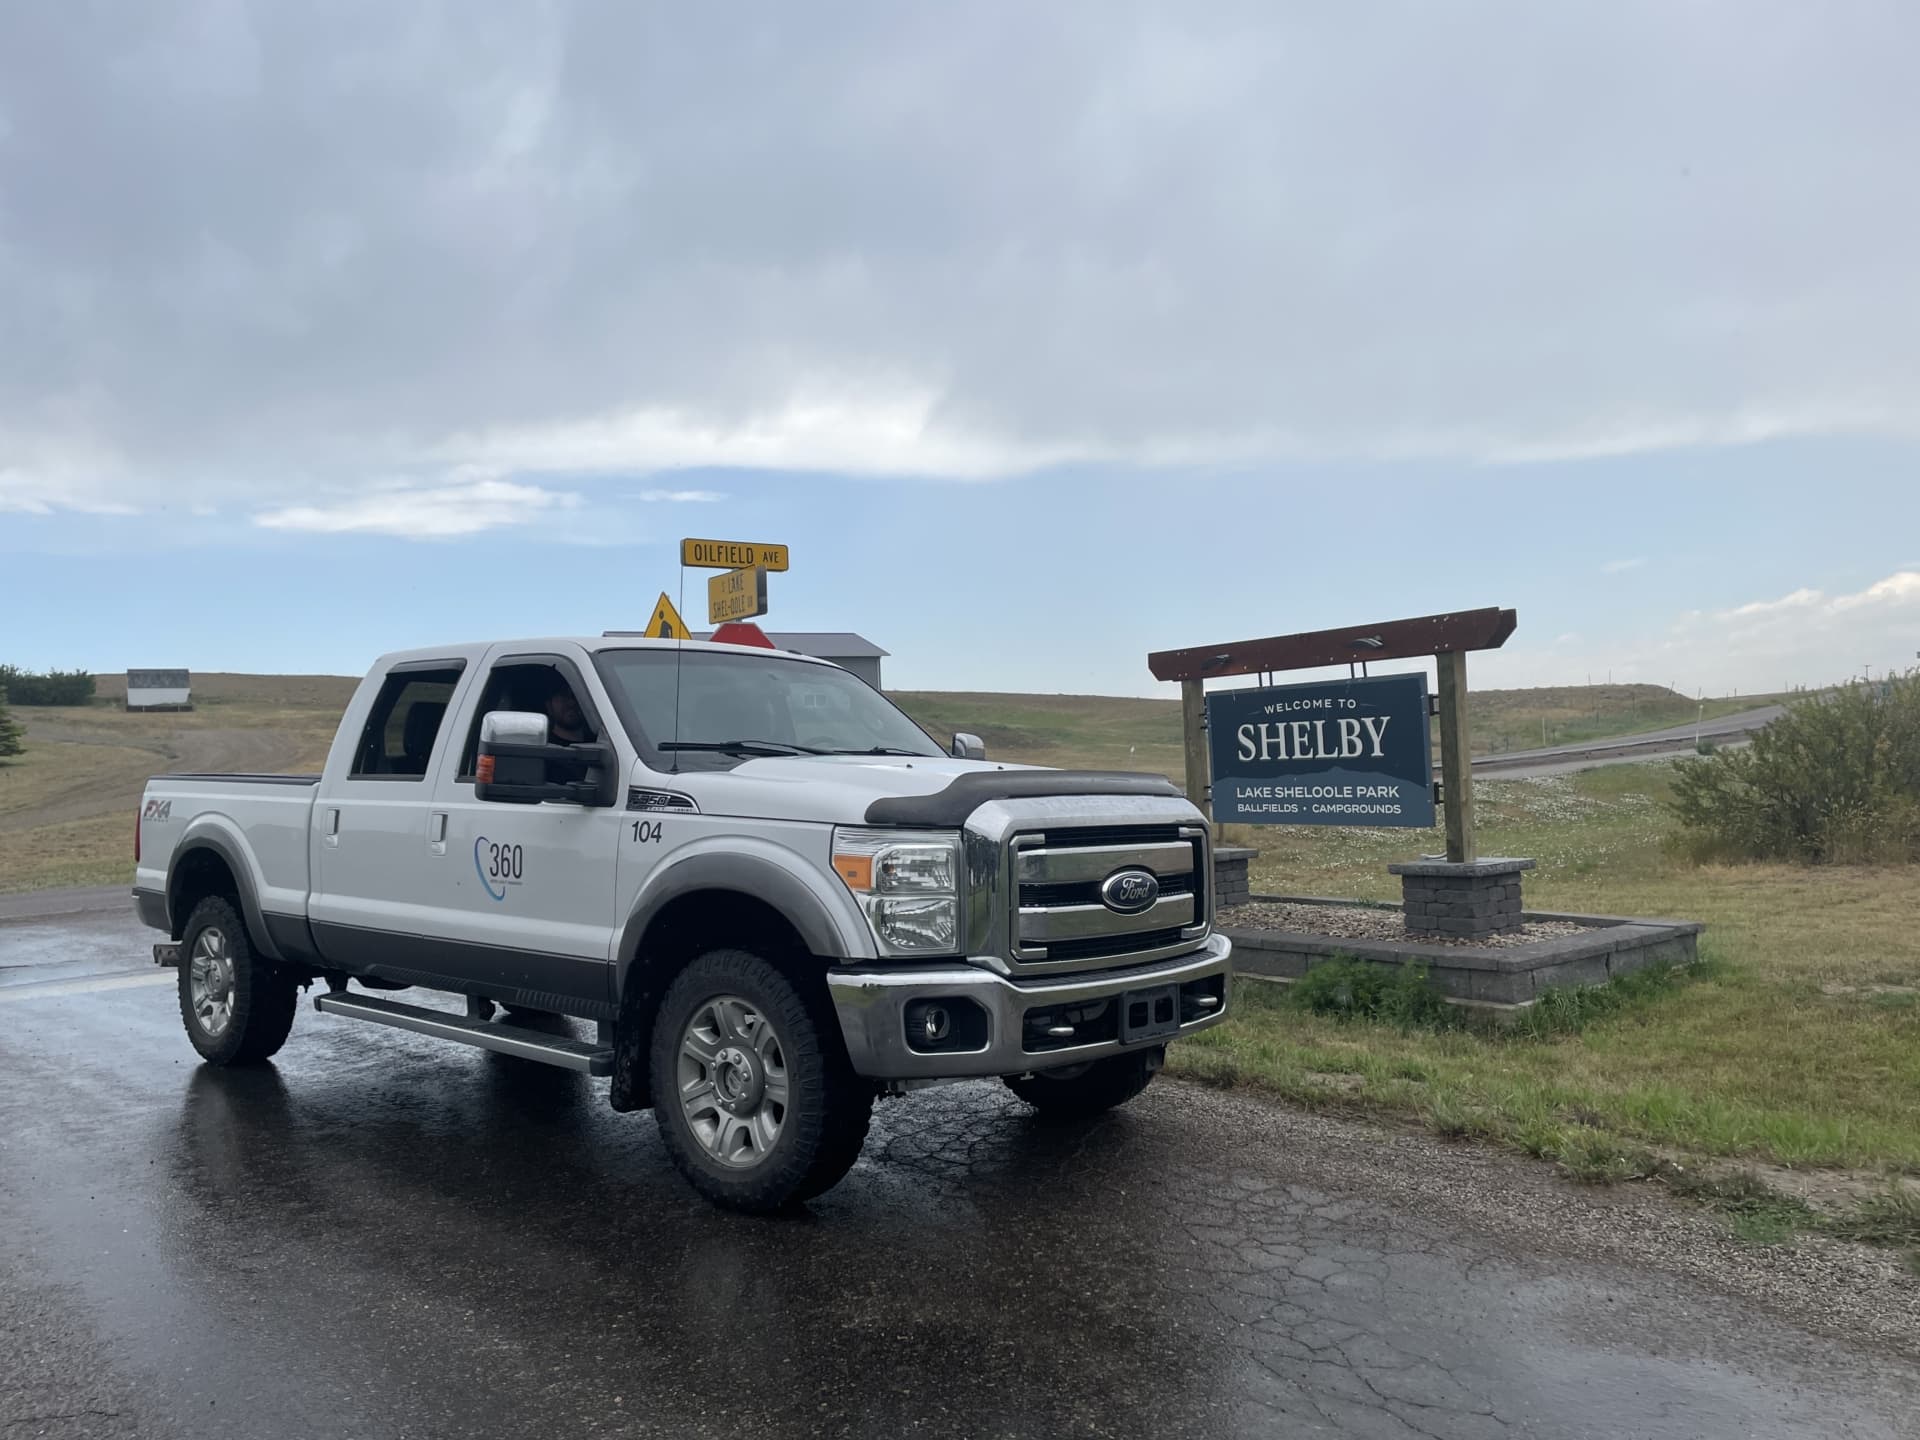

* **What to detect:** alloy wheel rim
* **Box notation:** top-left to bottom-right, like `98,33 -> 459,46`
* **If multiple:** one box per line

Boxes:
188,927 -> 235,1037
677,995 -> 789,1169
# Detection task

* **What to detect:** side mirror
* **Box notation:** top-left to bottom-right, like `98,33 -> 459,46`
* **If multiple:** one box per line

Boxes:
476,711 -> 617,806
951,731 -> 987,761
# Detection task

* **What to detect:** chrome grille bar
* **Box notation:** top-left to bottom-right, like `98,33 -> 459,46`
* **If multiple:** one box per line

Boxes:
1014,841 -> 1195,886
1019,892 -> 1197,943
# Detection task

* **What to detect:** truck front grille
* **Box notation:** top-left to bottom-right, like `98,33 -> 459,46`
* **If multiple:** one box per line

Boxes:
1010,824 -> 1210,973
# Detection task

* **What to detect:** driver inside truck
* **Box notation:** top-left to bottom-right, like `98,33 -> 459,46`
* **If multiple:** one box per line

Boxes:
536,673 -> 595,747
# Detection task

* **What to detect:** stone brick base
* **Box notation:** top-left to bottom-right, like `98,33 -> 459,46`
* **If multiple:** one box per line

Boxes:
1386,857 -> 1536,939
1214,846 -> 1258,909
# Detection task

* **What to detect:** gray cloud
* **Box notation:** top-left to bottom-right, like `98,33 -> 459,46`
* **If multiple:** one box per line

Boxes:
2,1 -> 1916,520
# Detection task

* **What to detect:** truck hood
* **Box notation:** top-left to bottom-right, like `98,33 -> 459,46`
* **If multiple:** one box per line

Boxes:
639,754 -> 1041,827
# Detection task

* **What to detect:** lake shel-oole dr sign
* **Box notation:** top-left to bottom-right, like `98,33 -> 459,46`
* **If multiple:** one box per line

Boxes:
1205,673 -> 1435,827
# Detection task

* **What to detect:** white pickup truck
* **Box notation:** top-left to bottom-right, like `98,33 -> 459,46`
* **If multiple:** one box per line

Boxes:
134,634 -> 1232,1209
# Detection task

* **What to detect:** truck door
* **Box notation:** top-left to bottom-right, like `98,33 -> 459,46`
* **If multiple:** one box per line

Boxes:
309,659 -> 471,959
423,651 -> 624,1012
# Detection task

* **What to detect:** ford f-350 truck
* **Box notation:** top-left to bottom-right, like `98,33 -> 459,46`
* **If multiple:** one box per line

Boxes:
134,635 -> 1232,1210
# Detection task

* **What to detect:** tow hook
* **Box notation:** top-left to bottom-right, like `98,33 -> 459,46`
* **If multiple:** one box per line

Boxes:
153,942 -> 182,968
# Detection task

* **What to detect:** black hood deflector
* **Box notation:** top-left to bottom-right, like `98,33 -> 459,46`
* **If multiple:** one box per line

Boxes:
862,770 -> 1185,829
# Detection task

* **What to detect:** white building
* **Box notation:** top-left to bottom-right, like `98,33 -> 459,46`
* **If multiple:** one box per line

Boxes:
127,669 -> 192,711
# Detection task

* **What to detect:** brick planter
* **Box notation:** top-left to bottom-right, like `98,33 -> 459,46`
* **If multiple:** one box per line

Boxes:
1214,846 -> 1258,909
1220,896 -> 1703,1010
1387,857 -> 1535,939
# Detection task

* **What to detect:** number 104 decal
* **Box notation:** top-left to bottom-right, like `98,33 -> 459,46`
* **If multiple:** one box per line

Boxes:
631,820 -> 664,844
474,836 -> 525,902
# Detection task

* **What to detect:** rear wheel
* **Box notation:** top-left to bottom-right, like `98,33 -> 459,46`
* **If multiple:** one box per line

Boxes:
650,949 -> 872,1212
1004,1048 -> 1161,1121
177,896 -> 299,1065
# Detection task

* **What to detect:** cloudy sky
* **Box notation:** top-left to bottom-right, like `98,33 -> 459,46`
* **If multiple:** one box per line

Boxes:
3,2 -> 1916,697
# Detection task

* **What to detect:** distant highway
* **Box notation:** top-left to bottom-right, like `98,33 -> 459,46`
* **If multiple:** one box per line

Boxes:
1473,704 -> 1786,780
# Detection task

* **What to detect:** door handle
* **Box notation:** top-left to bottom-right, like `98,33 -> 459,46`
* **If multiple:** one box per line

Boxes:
323,808 -> 341,848
428,811 -> 448,856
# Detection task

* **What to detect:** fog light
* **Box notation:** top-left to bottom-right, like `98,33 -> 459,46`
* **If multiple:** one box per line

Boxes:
903,997 -> 988,1053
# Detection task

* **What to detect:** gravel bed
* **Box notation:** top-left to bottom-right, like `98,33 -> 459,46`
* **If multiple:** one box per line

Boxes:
1219,899 -> 1589,948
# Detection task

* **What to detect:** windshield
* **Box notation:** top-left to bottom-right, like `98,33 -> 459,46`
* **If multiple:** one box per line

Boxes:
593,648 -> 944,770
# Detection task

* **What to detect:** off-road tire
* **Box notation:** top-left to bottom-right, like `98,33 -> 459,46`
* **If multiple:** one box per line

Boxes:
177,895 -> 299,1065
1004,1048 -> 1160,1122
650,949 -> 872,1212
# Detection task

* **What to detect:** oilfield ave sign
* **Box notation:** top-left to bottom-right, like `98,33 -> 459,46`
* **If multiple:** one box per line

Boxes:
681,538 -> 790,572
707,564 -> 770,624
1206,674 -> 1435,827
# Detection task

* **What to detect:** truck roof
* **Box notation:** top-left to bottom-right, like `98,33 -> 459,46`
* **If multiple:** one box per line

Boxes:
367,636 -> 844,672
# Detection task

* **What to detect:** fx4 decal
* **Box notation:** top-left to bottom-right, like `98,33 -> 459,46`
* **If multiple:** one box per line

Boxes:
142,799 -> 172,821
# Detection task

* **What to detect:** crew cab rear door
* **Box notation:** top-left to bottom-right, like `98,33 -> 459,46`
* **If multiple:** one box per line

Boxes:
309,658 -> 472,955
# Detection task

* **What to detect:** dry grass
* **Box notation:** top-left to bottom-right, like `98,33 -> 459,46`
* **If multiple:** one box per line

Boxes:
890,683 -> 1790,773
0,691 -> 344,892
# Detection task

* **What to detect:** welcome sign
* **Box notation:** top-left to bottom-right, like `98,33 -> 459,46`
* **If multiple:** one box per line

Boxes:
1206,674 -> 1435,827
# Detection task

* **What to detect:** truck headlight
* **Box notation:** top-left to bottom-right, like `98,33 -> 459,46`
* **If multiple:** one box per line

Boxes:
832,828 -> 963,956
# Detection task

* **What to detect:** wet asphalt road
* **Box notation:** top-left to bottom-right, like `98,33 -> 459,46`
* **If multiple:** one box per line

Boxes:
3,904 -> 1918,1439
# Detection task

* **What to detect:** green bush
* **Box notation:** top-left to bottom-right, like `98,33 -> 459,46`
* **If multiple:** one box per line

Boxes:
1668,671 -> 1920,863
0,687 -> 22,758
0,665 -> 96,706
1288,957 -> 1458,1030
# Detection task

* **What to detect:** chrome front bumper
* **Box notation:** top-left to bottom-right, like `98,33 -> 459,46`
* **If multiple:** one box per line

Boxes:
827,933 -> 1232,1079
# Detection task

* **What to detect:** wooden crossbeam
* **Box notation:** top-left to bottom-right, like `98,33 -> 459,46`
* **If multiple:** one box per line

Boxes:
1146,607 -> 1516,684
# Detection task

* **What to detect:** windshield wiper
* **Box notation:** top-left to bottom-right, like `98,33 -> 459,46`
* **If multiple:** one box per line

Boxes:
823,746 -> 935,757
657,739 -> 827,757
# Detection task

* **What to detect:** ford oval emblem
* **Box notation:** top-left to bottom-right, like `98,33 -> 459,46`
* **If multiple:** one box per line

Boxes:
1100,868 -> 1161,915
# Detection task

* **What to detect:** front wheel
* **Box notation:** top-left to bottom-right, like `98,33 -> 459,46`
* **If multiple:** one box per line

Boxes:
650,949 -> 873,1212
1004,1048 -> 1161,1122
177,895 -> 299,1065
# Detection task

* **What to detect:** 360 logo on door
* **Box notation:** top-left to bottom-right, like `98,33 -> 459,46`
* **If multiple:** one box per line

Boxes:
474,836 -> 525,901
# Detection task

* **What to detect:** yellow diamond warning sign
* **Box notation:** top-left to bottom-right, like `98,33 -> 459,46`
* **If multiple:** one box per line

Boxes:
642,591 -> 692,640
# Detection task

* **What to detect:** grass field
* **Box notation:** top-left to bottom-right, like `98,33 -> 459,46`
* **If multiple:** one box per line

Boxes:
1177,763 -> 1920,1209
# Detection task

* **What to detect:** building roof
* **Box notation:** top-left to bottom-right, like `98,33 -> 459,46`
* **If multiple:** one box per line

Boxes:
127,669 -> 190,688
688,631 -> 889,658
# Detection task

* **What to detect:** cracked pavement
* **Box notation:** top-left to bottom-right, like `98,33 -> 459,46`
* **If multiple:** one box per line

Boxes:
2,907 -> 1917,1438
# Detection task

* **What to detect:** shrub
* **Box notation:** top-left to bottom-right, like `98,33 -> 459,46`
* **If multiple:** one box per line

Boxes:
1289,958 -> 1458,1030
0,665 -> 96,706
0,687 -> 22,758
1668,671 -> 1920,863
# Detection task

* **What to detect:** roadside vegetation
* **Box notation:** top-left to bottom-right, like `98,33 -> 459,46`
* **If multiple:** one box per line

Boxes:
0,687 -> 23,759
0,664 -> 97,706
1174,761 -> 1920,1257
1669,670 -> 1920,864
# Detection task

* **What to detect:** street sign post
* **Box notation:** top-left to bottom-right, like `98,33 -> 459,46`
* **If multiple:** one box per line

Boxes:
643,591 -> 692,640
707,565 -> 770,625
1205,675 -> 1434,827
681,539 -> 790,572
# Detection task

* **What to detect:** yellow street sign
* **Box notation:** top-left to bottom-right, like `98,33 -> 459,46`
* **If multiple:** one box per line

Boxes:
708,565 -> 769,625
643,591 -> 692,640
681,538 -> 789,572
